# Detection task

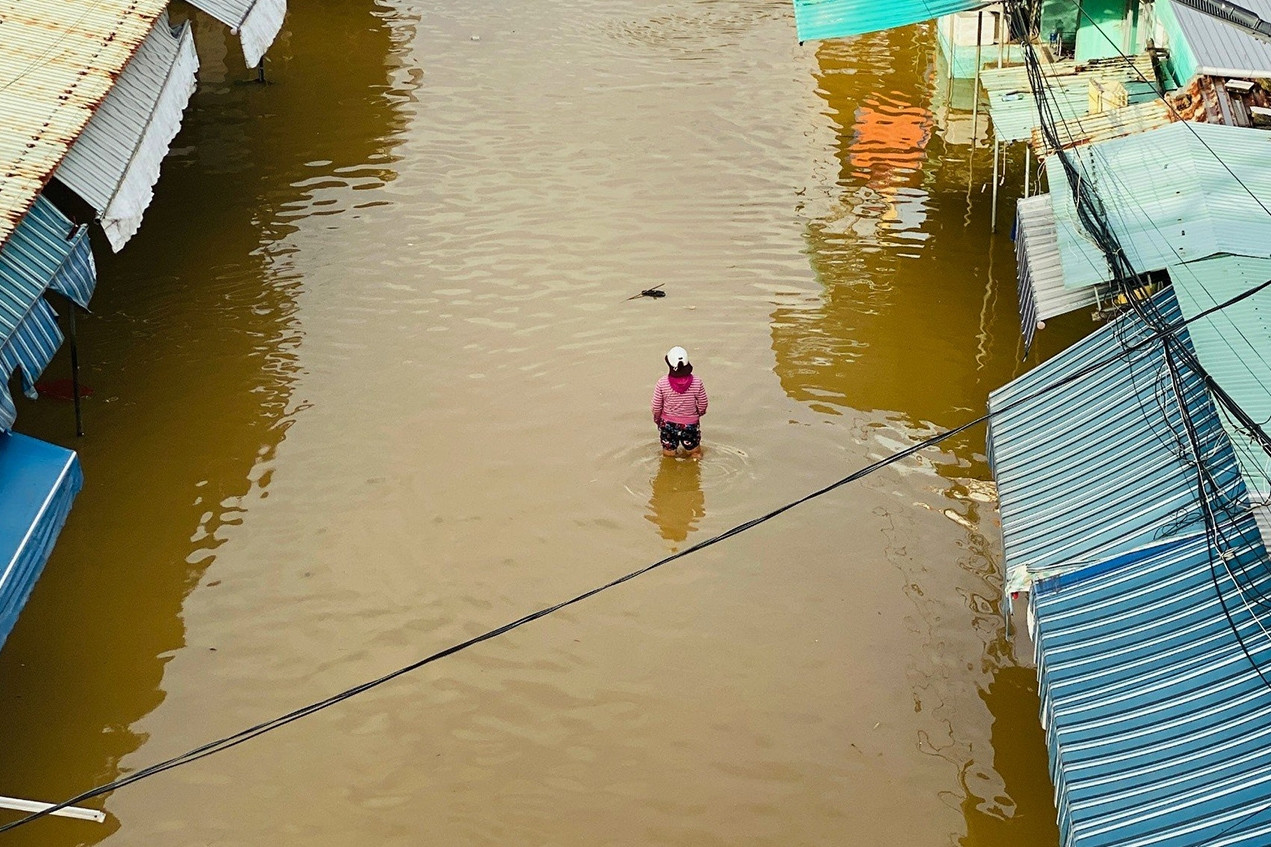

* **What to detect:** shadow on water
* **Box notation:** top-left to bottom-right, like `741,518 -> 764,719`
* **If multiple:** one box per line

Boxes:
0,1 -> 412,842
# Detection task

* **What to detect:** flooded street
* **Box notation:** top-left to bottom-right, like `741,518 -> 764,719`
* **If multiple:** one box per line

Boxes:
2,0 -> 1086,843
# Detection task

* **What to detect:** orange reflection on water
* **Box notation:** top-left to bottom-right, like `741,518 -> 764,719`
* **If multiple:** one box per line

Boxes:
849,91 -> 933,189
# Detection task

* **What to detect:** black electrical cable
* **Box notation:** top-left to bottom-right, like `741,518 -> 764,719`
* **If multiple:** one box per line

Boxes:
5,275 -> 1270,834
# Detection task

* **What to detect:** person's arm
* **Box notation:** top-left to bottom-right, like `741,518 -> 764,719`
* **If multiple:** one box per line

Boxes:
651,382 -> 665,425
696,381 -> 709,417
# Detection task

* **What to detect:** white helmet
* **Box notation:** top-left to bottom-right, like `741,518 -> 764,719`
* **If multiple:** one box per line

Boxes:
665,346 -> 690,368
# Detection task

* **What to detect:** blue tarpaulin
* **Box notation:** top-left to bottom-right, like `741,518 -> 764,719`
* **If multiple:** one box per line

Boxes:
0,432 -> 82,652
792,0 -> 987,43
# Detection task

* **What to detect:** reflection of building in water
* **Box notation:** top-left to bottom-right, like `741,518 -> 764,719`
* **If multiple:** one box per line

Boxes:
771,26 -> 1020,425
810,34 -> 934,244
847,90 -> 932,230
645,458 -> 706,546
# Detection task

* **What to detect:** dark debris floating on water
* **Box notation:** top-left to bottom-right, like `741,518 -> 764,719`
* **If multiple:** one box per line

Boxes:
626,284 -> 666,301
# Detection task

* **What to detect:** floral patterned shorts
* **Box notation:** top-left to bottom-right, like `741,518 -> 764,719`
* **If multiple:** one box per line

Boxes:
659,421 -> 701,451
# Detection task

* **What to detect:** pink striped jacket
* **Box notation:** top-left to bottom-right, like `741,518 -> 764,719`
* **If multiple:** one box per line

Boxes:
651,375 -> 708,425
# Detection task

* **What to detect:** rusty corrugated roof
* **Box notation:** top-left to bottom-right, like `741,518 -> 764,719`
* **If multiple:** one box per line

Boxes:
1026,98 -> 1176,160
0,0 -> 166,248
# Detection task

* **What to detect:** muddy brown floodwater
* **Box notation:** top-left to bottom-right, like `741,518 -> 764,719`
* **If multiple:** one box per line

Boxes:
2,1 -> 1091,844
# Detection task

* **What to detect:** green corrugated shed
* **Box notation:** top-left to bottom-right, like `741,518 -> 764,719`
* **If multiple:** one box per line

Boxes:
791,0 -> 986,43
1046,121 -> 1271,288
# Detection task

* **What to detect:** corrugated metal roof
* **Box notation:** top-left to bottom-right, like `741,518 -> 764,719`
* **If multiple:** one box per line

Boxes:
1168,254 -> 1271,509
186,0 -> 287,67
0,0 -> 168,250
1026,98 -> 1175,160
0,196 -> 96,431
0,431 -> 82,654
55,13 -> 198,252
1158,0 -> 1271,82
1030,522 -> 1271,847
988,287 -> 1248,593
1047,121 -> 1271,289
1015,193 -> 1102,352
980,54 -> 1156,143
790,0 -> 987,43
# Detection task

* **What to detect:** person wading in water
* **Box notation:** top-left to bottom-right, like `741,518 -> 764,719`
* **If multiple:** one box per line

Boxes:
651,346 -> 709,458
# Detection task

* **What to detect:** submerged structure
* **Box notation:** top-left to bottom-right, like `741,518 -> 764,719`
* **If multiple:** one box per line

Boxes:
0,0 -> 287,653
794,0 -> 1271,843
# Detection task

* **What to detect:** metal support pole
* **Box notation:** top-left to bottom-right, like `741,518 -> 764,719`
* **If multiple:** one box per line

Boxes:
1023,146 -> 1031,197
991,140 -> 1001,232
68,303 -> 84,438
0,795 -> 104,823
971,11 -> 983,152
257,59 -> 266,83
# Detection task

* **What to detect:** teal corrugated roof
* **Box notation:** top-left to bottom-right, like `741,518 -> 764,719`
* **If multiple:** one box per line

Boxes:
984,74 -> 1090,143
988,287 -> 1248,593
1157,0 -> 1271,84
979,54 -> 1157,144
1047,122 -> 1271,289
1169,254 -> 1271,505
1031,523 -> 1271,847
791,0 -> 986,42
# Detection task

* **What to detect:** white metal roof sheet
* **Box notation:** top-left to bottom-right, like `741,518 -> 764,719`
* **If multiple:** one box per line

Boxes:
0,0 -> 167,249
186,0 -> 286,67
55,14 -> 198,251
1017,194 -> 1098,318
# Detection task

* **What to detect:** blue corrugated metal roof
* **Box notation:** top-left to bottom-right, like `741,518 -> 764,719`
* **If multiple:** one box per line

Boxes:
1031,521 -> 1271,847
0,431 -> 82,653
1047,122 -> 1271,289
0,195 -> 97,431
988,287 -> 1249,593
791,0 -> 986,42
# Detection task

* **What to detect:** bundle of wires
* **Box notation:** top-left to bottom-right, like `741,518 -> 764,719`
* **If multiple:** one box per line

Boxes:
1006,0 -> 1271,746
